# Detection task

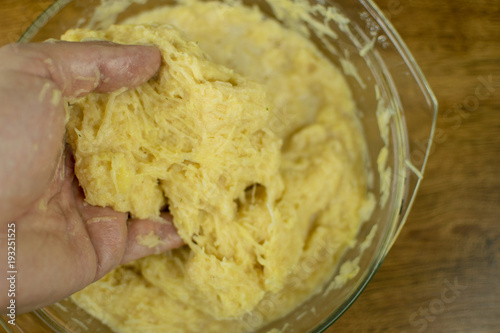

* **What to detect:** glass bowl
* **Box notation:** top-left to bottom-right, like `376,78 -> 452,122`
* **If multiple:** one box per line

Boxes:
1,0 -> 437,332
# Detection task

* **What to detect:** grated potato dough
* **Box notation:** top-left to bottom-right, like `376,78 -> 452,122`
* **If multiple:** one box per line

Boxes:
63,1 -> 374,332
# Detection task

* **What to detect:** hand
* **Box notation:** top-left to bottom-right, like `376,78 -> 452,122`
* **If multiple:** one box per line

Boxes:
0,41 -> 183,313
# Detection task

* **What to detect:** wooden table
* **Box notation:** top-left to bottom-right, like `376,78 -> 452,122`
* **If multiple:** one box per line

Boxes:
0,0 -> 498,332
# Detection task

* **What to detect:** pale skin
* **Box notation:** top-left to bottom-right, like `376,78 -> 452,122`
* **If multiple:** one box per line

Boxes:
0,41 -> 184,313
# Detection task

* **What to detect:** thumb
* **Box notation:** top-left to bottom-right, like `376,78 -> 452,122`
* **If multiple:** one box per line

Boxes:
1,41 -> 162,97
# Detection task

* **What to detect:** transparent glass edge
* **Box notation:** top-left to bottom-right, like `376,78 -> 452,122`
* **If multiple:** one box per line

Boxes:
311,260 -> 383,332
389,115 -> 438,250
313,0 -> 440,329
34,308 -> 67,332
311,199 -> 406,332
312,152 -> 408,332
363,0 -> 439,113
361,0 -> 438,249
0,317 -> 14,333
18,0 -> 71,43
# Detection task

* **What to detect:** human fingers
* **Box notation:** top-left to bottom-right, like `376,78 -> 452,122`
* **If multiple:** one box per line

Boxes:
0,42 -> 160,223
78,204 -> 129,282
0,41 -> 161,97
72,172 -> 183,280
78,199 -> 184,281
70,172 -> 128,281
121,212 -> 185,264
0,69 -> 66,223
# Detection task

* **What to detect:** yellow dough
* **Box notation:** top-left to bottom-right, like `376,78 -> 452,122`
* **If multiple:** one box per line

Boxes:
62,1 -> 374,332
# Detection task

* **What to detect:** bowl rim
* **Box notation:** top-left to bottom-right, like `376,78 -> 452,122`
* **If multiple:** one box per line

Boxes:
16,0 -> 439,332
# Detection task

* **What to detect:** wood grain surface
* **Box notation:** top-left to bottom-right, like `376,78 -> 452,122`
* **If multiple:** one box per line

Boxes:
0,0 -> 499,332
